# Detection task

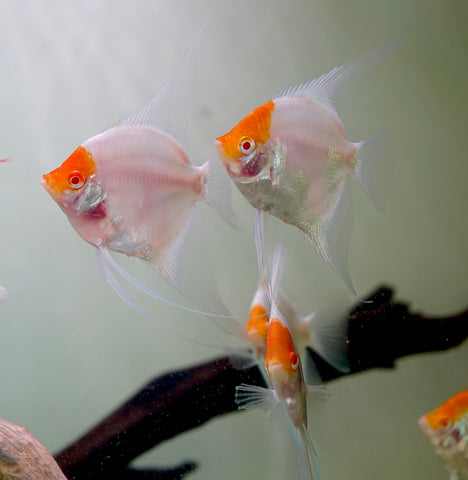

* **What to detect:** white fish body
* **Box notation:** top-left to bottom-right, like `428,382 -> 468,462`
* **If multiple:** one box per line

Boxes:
236,244 -> 325,480
42,30 -> 240,337
216,39 -> 401,293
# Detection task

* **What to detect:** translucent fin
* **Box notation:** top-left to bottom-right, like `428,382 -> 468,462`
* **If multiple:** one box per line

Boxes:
296,424 -> 321,480
114,25 -> 206,149
226,349 -> 260,371
274,37 -> 403,129
97,246 -> 237,319
268,243 -> 288,308
235,383 -> 278,411
353,126 -> 393,212
254,209 -> 267,279
202,152 -> 238,227
305,384 -> 331,402
303,350 -> 326,387
96,246 -> 227,347
157,213 -> 247,339
306,294 -> 351,373
308,181 -> 355,295
0,286 -> 8,302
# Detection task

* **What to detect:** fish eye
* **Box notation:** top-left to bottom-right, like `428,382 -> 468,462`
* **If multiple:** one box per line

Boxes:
238,136 -> 256,155
68,171 -> 85,189
290,352 -> 299,370
439,416 -> 451,428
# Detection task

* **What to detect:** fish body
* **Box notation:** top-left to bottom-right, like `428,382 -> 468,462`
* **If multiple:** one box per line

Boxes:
216,41 -> 399,293
236,245 -> 323,480
42,31 -> 238,333
43,127 -> 204,262
246,276 -> 350,375
419,390 -> 468,480
265,304 -> 309,429
217,97 -> 357,223
245,279 -> 270,358
245,210 -> 350,374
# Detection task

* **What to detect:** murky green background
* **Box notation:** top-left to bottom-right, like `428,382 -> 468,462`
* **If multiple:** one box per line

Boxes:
0,1 -> 466,479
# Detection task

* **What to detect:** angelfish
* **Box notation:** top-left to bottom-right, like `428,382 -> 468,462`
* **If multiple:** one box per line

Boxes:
236,244 -> 325,480
245,211 -> 350,374
418,390 -> 468,480
215,40 -> 400,293
41,32 -> 239,335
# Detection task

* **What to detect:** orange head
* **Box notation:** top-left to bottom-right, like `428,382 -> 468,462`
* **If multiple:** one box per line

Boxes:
424,390 -> 468,430
245,303 -> 269,350
215,100 -> 275,179
42,146 -> 96,197
265,318 -> 299,376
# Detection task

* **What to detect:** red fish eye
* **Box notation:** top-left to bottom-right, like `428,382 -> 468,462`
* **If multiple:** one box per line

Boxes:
439,417 -> 450,428
290,352 -> 299,370
68,171 -> 85,189
238,136 -> 255,155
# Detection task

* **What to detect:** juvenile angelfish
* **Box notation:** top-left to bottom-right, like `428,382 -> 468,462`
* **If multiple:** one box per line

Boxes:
246,212 -> 350,374
216,41 -> 399,293
41,33 -> 237,331
236,245 -> 324,480
418,390 -> 468,480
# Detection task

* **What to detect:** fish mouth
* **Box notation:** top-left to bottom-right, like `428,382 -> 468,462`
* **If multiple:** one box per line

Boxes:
41,174 -> 54,194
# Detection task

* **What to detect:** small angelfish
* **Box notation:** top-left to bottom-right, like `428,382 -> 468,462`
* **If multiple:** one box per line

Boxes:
236,244 -> 325,480
418,390 -> 468,480
41,32 -> 239,335
246,211 -> 350,374
215,40 -> 400,293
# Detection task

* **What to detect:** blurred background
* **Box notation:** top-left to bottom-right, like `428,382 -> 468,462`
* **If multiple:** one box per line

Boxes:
0,0 -> 466,478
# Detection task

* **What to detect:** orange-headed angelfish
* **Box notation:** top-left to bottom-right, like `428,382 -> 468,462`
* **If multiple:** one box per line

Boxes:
418,390 -> 468,480
245,211 -> 350,374
237,244 -> 325,480
41,30 -> 241,337
216,39 -> 401,294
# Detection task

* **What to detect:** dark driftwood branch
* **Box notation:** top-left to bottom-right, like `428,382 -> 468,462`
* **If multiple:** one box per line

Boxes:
0,418 -> 68,480
54,285 -> 468,480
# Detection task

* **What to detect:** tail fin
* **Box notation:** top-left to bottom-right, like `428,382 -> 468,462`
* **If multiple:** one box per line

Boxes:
295,424 -> 322,480
353,126 -> 393,212
203,152 -> 238,227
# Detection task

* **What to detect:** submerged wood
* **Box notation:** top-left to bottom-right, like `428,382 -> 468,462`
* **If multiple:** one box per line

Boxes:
53,285 -> 468,479
0,417 -> 67,480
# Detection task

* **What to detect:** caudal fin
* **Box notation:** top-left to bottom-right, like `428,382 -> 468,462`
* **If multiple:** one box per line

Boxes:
353,126 -> 393,212
203,152 -> 238,227
295,424 -> 321,480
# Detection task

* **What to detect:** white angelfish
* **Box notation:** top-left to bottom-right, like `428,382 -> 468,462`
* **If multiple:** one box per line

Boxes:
41,29 -> 242,337
236,244 -> 327,480
216,39 -> 401,294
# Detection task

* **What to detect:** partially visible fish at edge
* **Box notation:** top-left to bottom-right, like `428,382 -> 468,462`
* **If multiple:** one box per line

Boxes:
418,390 -> 468,480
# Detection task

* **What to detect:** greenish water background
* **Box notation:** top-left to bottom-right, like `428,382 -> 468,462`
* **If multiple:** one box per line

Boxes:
0,1 -> 466,478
